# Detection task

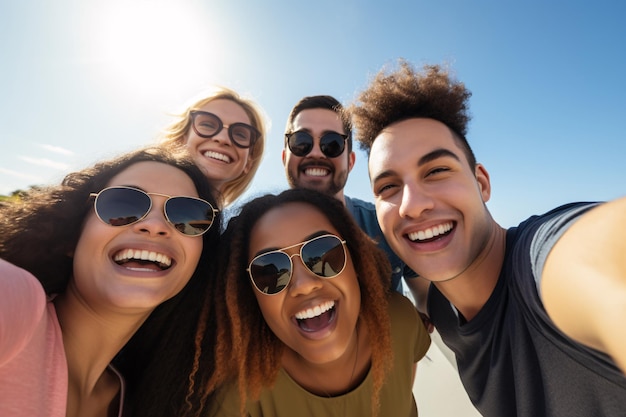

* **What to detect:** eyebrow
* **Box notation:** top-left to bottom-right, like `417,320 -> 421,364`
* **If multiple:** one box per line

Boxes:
120,184 -> 145,191
372,148 -> 461,184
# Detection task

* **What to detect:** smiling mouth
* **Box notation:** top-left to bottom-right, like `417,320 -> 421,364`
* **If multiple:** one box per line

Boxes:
407,222 -> 454,243
113,249 -> 172,271
303,167 -> 330,177
203,150 -> 231,163
295,300 -> 336,332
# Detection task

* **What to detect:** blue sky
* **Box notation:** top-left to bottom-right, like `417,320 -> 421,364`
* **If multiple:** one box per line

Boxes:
1,0 -> 625,227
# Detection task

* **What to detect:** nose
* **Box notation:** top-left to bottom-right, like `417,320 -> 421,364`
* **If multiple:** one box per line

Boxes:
132,201 -> 171,237
287,255 -> 323,296
305,138 -> 325,158
398,182 -> 434,219
211,125 -> 231,146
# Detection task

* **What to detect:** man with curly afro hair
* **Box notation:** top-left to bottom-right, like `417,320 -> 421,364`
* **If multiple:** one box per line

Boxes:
347,59 -> 626,417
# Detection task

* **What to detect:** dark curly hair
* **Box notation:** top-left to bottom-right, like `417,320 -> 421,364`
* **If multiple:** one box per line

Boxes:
0,146 -> 223,417
348,60 -> 477,169
184,188 -> 394,417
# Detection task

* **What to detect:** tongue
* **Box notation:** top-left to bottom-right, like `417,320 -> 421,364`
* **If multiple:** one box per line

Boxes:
298,309 -> 333,332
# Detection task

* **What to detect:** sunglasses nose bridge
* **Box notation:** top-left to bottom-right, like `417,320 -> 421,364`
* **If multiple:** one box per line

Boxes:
285,252 -> 325,294
136,204 -> 172,235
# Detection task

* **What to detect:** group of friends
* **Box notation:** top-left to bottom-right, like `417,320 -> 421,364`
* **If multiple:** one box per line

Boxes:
1,60 -> 625,417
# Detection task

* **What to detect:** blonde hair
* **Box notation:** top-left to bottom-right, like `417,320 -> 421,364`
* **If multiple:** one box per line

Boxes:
160,86 -> 268,206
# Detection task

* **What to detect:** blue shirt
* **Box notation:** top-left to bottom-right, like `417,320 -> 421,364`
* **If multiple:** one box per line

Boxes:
345,196 -> 415,292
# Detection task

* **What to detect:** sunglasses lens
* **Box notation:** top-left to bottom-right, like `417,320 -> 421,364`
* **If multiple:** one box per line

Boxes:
249,252 -> 292,294
287,131 -> 314,157
301,235 -> 346,277
95,188 -> 151,227
320,133 -> 346,158
165,197 -> 215,236
192,112 -> 221,137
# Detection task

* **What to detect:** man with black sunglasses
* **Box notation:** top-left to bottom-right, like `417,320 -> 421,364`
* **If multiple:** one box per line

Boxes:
281,95 -> 416,294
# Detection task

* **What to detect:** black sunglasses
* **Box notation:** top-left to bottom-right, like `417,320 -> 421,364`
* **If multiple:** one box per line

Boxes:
285,131 -> 348,158
90,186 -> 218,237
247,234 -> 347,295
190,110 -> 260,149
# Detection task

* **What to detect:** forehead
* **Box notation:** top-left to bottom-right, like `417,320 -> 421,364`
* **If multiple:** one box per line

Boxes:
249,202 -> 338,252
291,108 -> 344,133
106,161 -> 198,197
368,118 -> 462,174
198,99 -> 251,124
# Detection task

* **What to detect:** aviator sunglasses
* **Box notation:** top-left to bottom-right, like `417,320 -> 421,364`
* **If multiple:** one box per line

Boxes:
247,234 -> 348,295
286,131 -> 348,158
90,186 -> 218,236
190,110 -> 260,149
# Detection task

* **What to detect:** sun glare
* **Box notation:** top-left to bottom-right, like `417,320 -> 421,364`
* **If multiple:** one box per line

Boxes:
87,1 -> 218,98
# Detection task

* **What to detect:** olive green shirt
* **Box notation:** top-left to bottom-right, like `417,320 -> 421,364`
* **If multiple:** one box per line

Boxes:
210,292 -> 430,416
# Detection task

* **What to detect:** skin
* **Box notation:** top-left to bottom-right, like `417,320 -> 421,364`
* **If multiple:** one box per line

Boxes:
248,202 -> 369,395
54,161 -> 204,417
282,109 -> 355,203
185,99 -> 253,192
542,196 -> 626,374
368,118 -> 505,321
368,117 -> 626,376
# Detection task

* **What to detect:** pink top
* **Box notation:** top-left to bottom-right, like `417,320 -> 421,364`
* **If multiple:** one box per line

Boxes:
0,259 -> 125,416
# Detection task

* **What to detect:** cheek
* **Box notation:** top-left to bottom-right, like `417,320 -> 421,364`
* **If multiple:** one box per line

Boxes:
186,239 -> 204,266
255,293 -> 284,330
375,203 -> 394,231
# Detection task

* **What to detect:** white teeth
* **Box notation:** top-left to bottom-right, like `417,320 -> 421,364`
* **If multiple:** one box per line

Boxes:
295,300 -> 335,320
114,249 -> 172,267
408,222 -> 453,242
203,150 -> 230,163
304,168 -> 329,177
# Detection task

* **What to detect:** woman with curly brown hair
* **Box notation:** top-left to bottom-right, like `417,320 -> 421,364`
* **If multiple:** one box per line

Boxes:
159,86 -> 267,207
184,188 -> 430,417
0,147 -> 222,417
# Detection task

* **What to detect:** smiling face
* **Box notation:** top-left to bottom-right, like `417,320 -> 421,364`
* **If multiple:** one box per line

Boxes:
71,161 -> 203,313
282,108 -> 355,200
185,98 -> 253,192
369,118 -> 495,282
248,202 -> 361,366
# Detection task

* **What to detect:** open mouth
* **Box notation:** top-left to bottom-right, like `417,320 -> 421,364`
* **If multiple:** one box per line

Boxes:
407,222 -> 454,243
113,249 -> 172,271
203,150 -> 231,163
303,167 -> 330,177
295,300 -> 336,332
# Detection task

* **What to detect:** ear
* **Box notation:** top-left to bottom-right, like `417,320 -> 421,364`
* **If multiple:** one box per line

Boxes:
475,163 -> 491,202
281,148 -> 287,166
243,155 -> 254,175
347,151 -> 356,173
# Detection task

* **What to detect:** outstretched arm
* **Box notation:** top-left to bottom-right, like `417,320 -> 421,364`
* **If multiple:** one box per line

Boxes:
542,196 -> 626,374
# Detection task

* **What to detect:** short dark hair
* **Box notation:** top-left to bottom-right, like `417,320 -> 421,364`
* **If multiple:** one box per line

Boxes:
285,95 -> 353,153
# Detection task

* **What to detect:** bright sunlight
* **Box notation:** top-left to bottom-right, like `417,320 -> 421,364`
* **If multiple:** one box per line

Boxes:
85,1 -> 218,98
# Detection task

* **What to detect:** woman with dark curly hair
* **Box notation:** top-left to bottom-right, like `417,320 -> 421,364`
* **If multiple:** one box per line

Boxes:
184,188 -> 430,417
0,147 -> 222,417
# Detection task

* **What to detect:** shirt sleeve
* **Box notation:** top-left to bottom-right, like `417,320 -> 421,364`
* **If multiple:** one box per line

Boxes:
0,258 -> 47,365
530,203 -> 599,296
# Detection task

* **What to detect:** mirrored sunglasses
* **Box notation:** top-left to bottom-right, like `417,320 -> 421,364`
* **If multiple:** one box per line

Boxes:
286,131 -> 348,158
190,110 -> 260,149
90,186 -> 218,236
247,234 -> 347,295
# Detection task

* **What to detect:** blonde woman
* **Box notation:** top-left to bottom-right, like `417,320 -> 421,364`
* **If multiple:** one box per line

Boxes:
160,86 -> 267,207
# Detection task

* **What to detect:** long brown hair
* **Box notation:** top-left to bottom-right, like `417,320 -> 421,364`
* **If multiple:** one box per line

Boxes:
185,188 -> 393,417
